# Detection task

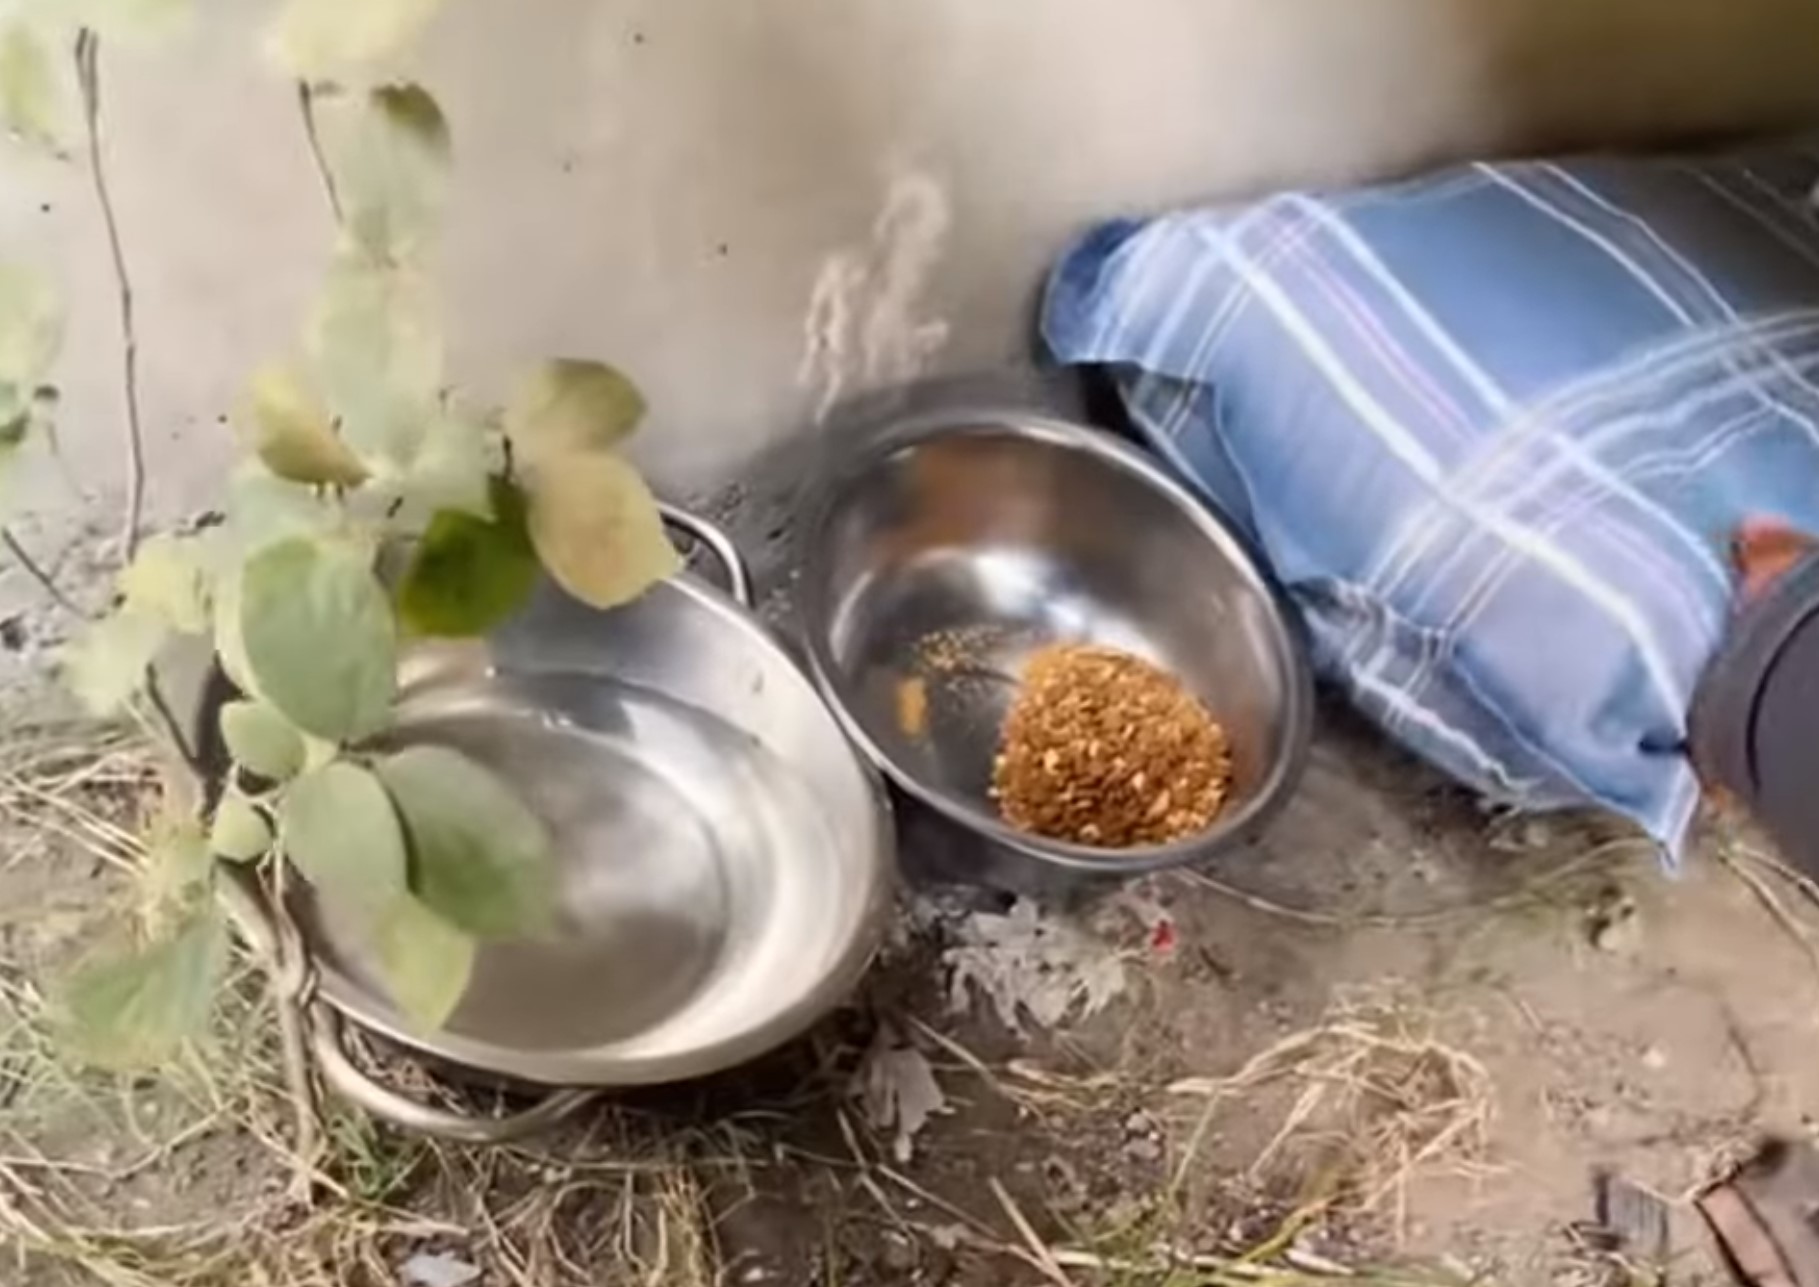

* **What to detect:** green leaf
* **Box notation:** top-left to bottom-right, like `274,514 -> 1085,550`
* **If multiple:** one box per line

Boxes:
505,360 -> 645,468
0,25 -> 60,153
57,906 -> 227,1070
269,0 -> 447,79
63,608 -> 166,716
396,480 -> 537,637
118,533 -> 211,635
279,761 -> 408,910
223,464 -> 341,558
142,810 -> 213,912
211,567 -> 256,695
220,699 -> 306,781
240,535 -> 396,741
209,794 -> 271,862
0,260 -> 62,387
375,745 -> 553,940
526,452 -> 679,610
307,250 -> 442,467
396,403 -> 495,521
372,894 -> 473,1031
324,83 -> 450,265
239,364 -> 368,487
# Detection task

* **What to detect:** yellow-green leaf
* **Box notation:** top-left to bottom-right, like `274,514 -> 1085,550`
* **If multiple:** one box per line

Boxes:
0,25 -> 60,153
269,0 -> 447,79
240,536 -> 396,741
280,761 -> 408,909
239,364 -> 368,487
505,360 -> 645,468
375,745 -> 553,940
0,260 -> 62,387
526,452 -> 679,610
118,533 -> 211,635
63,608 -> 166,716
57,906 -> 227,1070
209,794 -> 271,862
372,894 -> 472,1031
323,83 -> 450,265
307,250 -> 442,468
396,479 -> 537,637
219,699 -> 305,781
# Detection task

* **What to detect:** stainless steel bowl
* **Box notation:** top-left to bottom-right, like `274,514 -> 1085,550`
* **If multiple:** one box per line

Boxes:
220,512 -> 895,1141
799,412 -> 1312,893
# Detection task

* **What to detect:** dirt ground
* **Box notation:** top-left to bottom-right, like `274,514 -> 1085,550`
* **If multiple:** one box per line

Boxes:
5,682 -> 1819,1287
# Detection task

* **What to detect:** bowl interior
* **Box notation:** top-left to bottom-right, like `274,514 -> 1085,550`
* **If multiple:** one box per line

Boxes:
810,425 -> 1304,851
299,576 -> 891,1086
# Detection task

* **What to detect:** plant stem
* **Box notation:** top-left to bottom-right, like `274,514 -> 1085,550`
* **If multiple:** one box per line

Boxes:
295,81 -> 344,225
73,30 -> 147,564
0,526 -> 89,618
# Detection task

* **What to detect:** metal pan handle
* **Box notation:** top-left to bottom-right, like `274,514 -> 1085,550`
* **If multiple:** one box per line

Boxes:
307,1006 -> 598,1144
659,503 -> 753,607
222,867 -> 596,1144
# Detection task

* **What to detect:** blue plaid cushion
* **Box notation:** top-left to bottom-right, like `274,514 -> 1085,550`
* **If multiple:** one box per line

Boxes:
1042,138 -> 1819,854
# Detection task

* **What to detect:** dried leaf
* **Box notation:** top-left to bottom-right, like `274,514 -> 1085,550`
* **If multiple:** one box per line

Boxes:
943,899 -> 1128,1034
0,260 -> 62,386
57,906 -> 227,1070
372,894 -> 473,1031
280,761 -> 408,910
63,608 -> 166,716
239,364 -> 368,487
526,452 -> 678,610
269,0 -> 447,79
118,533 -> 211,635
307,250 -> 442,467
240,535 -> 396,741
0,25 -> 60,153
219,699 -> 306,781
209,794 -> 271,862
857,1036 -> 948,1163
323,83 -> 450,264
505,360 -> 645,468
396,479 -> 537,637
375,745 -> 553,939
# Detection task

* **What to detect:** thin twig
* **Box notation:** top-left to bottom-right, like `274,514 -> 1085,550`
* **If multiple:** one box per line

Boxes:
295,81 -> 344,225
1180,837 -> 1649,930
73,30 -> 146,563
1718,847 -> 1819,984
988,1177 -> 1077,1287
0,528 -> 88,618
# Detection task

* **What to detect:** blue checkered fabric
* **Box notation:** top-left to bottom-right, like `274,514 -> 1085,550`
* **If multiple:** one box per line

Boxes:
1042,139 -> 1819,854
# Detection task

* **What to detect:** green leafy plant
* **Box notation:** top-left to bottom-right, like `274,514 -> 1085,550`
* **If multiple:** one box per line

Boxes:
0,0 -> 680,1061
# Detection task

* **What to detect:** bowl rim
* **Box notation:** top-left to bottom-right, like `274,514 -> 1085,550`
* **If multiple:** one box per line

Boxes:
798,409 -> 1315,876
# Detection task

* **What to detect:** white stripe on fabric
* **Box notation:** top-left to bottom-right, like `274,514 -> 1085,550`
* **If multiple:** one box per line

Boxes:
1203,217 -> 1691,719
1288,193 -> 1512,418
1478,164 -> 1694,325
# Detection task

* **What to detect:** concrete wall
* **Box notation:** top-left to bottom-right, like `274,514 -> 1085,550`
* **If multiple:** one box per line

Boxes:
3,0 -> 1818,612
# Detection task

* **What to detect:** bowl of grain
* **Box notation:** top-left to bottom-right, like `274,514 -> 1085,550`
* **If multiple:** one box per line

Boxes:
798,407 -> 1313,894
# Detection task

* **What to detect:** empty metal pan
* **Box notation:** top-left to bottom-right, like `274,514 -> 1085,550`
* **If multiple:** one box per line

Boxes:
219,510 -> 894,1141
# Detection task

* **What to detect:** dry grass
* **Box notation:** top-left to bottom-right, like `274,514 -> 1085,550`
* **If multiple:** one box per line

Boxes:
0,720 -> 1495,1287
1166,994 -> 1496,1240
